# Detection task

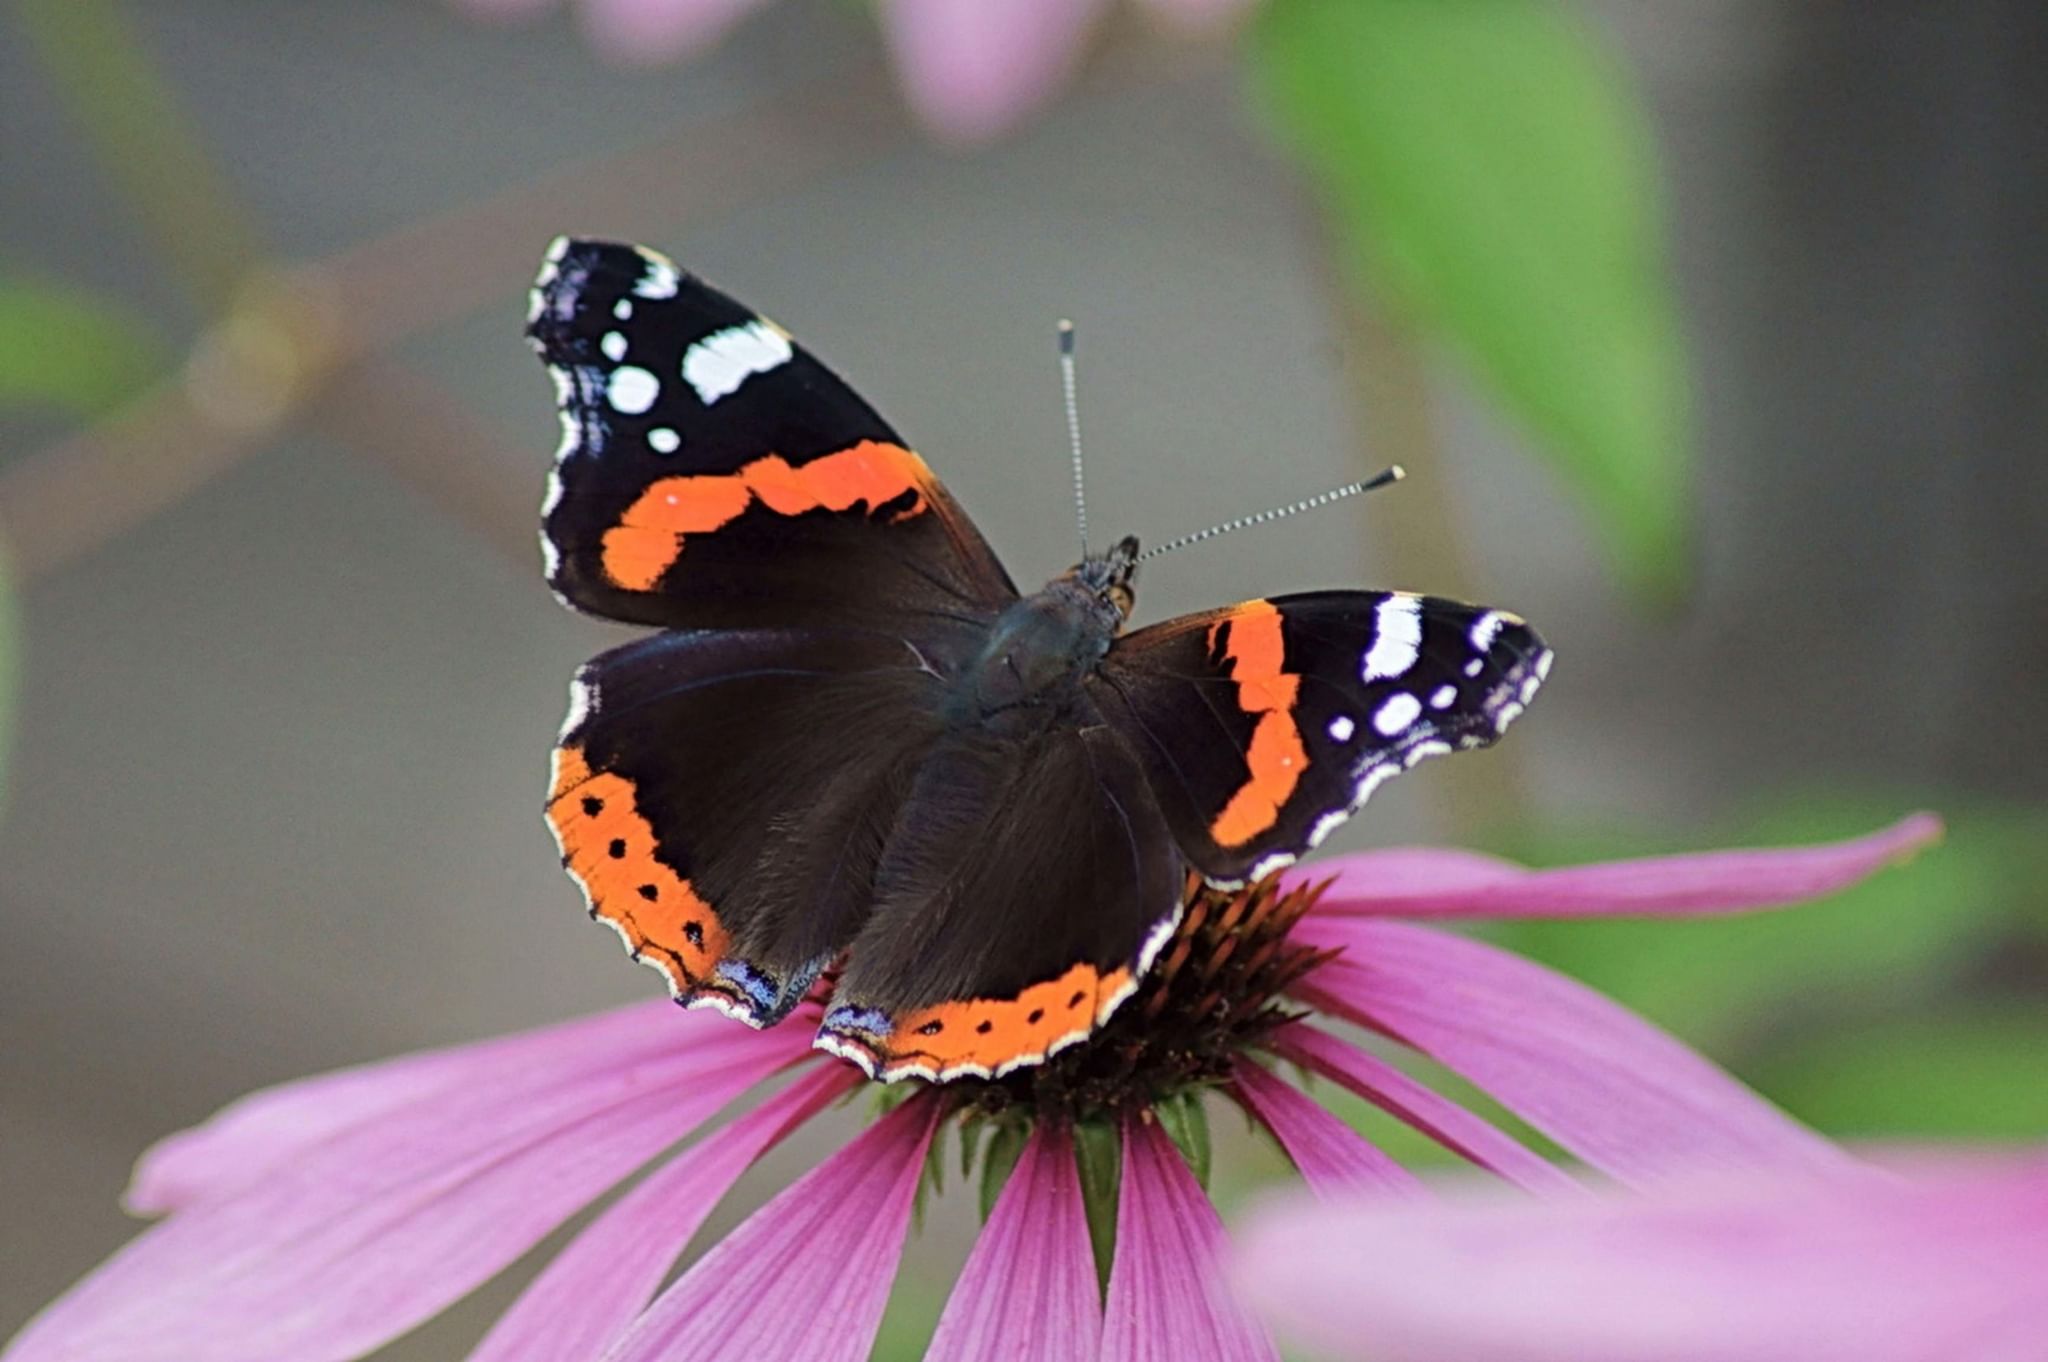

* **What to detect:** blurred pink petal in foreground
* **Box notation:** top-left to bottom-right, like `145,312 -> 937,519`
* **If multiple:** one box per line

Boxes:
451,0 -> 1256,139
1234,1155 -> 2048,1362
4,815 -> 1940,1362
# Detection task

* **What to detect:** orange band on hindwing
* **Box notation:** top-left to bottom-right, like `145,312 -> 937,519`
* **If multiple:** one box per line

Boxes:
547,745 -> 731,990
600,440 -> 934,590
837,960 -> 1138,1080
1206,601 -> 1309,848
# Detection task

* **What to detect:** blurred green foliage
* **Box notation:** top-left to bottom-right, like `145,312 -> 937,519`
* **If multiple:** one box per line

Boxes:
1488,796 -> 2048,1139
1253,0 -> 1692,604
0,275 -> 164,415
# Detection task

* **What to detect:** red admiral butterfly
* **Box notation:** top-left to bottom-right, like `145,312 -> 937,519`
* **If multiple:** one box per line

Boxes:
526,239 -> 1551,1082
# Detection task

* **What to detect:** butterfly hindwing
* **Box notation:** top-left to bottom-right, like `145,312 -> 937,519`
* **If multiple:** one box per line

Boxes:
527,238 -> 1015,633
817,720 -> 1185,1081
547,625 -> 945,1024
1093,591 -> 1552,886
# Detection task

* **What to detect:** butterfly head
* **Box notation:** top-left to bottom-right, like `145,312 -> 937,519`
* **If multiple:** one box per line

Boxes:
1066,534 -> 1140,624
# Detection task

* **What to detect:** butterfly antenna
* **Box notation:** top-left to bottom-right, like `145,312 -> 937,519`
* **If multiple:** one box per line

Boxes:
1137,465 -> 1406,563
1059,319 -> 1088,555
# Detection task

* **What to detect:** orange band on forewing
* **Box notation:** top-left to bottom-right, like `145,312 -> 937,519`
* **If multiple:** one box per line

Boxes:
600,440 -> 933,590
1207,601 -> 1310,849
547,748 -> 731,987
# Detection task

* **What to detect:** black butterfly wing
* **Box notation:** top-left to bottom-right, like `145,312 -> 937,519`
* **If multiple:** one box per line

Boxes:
815,719 -> 1186,1082
548,626 -> 947,1025
1092,591 -> 1552,887
527,238 -> 1016,634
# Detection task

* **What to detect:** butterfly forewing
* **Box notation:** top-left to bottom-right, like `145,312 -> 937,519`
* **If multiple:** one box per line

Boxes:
527,238 -> 1015,635
1094,591 -> 1552,886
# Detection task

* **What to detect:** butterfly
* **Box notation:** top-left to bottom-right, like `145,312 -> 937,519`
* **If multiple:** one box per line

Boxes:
525,238 -> 1551,1082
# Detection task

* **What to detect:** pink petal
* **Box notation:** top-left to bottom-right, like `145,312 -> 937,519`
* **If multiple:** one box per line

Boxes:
10,1018 -> 806,1362
1295,814 -> 1942,921
1102,1114 -> 1278,1362
1229,1060 -> 1424,1199
466,1063 -> 857,1362
878,0 -> 1108,144
129,1000 -> 682,1214
1271,1025 -> 1581,1197
575,0 -> 773,65
1294,920 -> 1850,1186
1233,1157 -> 2048,1362
604,1094 -> 941,1362
927,1123 -> 1100,1362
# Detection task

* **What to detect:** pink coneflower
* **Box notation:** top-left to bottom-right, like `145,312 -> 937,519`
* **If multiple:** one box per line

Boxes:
451,0 -> 1254,142
4,815 -> 1936,1362
1233,1149 -> 2048,1362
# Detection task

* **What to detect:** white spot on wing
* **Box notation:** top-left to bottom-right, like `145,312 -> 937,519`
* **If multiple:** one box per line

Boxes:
647,427 -> 681,454
632,249 -> 680,299
1308,809 -> 1348,848
1403,739 -> 1453,767
1464,659 -> 1484,677
683,321 -> 794,404
1470,610 -> 1507,654
1374,691 -> 1424,736
561,672 -> 597,739
541,469 -> 565,516
601,331 -> 628,362
1429,684 -> 1457,710
1361,594 -> 1423,680
1327,714 -> 1356,743
606,365 -> 659,415
1248,850 -> 1299,883
613,298 -> 633,320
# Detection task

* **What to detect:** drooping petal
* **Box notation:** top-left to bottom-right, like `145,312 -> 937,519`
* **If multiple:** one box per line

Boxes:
927,1122 -> 1100,1362
129,1000 -> 683,1214
466,1063 -> 858,1362
10,1017 -> 807,1362
878,0 -> 1108,143
1232,1157 -> 2048,1362
1296,814 -> 1941,921
1270,1025 -> 1580,1197
1102,1114 -> 1277,1362
575,0 -> 774,65
1294,921 -> 1849,1185
1230,1059 -> 1424,1199
604,1093 -> 940,1362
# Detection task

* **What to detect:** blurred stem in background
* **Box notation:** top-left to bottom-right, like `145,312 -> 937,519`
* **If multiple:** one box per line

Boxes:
13,0 -> 263,314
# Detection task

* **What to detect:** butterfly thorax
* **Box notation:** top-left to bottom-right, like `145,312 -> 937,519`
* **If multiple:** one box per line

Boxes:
957,536 -> 1139,721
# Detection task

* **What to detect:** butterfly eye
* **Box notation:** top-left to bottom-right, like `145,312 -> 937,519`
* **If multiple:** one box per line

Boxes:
1109,582 -> 1135,619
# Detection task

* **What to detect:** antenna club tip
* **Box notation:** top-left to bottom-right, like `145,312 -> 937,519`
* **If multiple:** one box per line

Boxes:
1388,464 -> 1407,481
1057,318 -> 1075,354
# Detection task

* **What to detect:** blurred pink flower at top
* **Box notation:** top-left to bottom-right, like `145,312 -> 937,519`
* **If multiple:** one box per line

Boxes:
1233,1154 -> 2048,1362
451,0 -> 1257,141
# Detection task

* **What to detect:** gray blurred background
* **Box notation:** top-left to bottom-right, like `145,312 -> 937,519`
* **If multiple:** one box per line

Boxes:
3,1 -> 2044,1353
